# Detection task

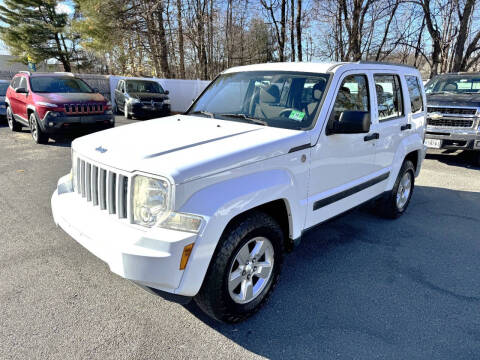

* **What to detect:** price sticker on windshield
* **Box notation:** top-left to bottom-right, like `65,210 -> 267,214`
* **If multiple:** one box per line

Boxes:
289,110 -> 305,121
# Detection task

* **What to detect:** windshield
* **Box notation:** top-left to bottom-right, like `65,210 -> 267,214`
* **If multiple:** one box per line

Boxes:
126,80 -> 164,94
30,77 -> 93,93
0,83 -> 8,96
425,75 -> 480,94
187,71 -> 330,130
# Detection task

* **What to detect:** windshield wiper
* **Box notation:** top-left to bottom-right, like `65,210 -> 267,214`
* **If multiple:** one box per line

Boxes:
190,110 -> 215,118
217,113 -> 268,126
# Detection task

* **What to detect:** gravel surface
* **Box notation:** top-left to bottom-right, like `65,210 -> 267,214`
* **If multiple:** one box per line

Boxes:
1,116 -> 480,359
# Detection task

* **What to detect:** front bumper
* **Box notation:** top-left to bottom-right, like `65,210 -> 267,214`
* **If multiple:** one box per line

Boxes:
41,112 -> 115,134
51,182 -> 197,301
425,127 -> 480,150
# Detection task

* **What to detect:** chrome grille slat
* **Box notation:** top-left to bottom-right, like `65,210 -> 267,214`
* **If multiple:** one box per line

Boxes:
91,166 -> 99,206
99,169 -> 107,210
85,163 -> 92,202
427,106 -> 477,115
75,157 -> 129,219
427,118 -> 474,128
80,160 -> 86,197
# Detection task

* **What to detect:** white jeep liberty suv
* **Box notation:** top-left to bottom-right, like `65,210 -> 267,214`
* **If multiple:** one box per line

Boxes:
52,62 -> 427,323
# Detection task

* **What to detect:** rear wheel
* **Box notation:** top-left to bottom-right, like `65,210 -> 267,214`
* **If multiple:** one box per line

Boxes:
195,211 -> 284,323
29,112 -> 48,144
6,106 -> 21,131
377,160 -> 415,219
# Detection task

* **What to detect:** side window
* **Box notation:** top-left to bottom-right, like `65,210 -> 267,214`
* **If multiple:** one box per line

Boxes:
332,74 -> 370,121
405,75 -> 423,113
11,77 -> 20,89
18,77 -> 27,90
374,74 -> 404,121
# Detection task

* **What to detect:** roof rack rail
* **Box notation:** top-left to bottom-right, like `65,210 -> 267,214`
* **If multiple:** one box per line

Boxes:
357,61 -> 418,69
54,72 -> 74,76
18,71 -> 31,75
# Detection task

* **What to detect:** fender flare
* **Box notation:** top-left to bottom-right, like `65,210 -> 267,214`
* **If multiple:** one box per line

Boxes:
387,133 -> 424,190
174,169 -> 300,296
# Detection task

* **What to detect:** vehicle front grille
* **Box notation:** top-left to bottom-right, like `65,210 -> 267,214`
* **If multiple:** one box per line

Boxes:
141,101 -> 163,106
427,106 -> 477,115
65,103 -> 104,114
76,158 -> 129,219
427,118 -> 474,127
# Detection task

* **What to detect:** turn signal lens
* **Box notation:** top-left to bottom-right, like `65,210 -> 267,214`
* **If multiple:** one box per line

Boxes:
180,243 -> 194,270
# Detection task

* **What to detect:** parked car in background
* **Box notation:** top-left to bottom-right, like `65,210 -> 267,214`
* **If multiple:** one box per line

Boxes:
0,79 -> 10,120
52,62 -> 426,323
114,78 -> 171,119
5,71 -> 114,144
424,72 -> 480,164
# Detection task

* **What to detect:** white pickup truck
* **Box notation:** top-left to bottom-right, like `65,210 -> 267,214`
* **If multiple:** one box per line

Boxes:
52,62 -> 427,323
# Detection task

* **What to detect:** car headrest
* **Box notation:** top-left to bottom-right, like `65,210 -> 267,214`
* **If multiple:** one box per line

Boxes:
312,82 -> 325,101
260,85 -> 280,104
444,82 -> 457,91
340,86 -> 350,94
375,84 -> 384,102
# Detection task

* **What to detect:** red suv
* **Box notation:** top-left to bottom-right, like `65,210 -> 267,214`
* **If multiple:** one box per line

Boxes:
6,72 -> 114,144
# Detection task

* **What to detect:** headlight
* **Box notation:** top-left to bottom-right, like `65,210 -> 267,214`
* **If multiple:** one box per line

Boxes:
160,212 -> 203,233
133,175 -> 172,227
37,102 -> 58,108
163,99 -> 171,105
128,98 -> 140,104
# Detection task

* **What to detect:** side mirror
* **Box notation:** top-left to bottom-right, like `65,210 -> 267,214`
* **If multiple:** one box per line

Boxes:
93,87 -> 100,93
164,90 -> 169,95
15,87 -> 28,94
330,111 -> 370,134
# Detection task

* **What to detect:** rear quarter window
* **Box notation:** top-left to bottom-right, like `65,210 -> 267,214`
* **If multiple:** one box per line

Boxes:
405,75 -> 423,113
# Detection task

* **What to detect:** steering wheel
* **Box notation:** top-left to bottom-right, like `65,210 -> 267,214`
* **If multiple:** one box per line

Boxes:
279,108 -> 297,118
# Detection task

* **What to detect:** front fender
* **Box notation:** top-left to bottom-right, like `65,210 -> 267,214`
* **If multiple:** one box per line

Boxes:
174,168 -> 304,296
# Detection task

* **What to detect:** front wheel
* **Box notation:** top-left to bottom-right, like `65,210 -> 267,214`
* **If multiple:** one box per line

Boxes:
7,106 -> 21,131
29,113 -> 48,144
377,160 -> 415,219
195,211 -> 284,323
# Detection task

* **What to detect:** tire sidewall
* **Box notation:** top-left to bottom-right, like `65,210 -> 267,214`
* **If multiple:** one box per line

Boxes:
393,161 -> 415,214
7,106 -> 13,130
222,225 -> 283,314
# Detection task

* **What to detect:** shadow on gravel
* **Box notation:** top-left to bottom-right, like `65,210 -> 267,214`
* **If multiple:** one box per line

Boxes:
185,185 -> 480,359
426,150 -> 480,169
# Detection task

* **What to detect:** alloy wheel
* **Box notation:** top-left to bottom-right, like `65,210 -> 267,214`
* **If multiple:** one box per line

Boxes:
396,171 -> 412,210
228,236 -> 274,304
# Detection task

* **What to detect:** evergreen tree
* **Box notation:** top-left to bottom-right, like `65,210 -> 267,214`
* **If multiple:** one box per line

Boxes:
0,0 -> 72,71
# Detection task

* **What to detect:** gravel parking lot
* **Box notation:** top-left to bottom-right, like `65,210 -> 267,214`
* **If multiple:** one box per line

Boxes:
1,116 -> 480,360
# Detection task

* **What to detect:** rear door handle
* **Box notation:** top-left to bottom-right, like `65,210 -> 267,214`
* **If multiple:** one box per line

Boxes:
401,124 -> 412,131
364,133 -> 379,142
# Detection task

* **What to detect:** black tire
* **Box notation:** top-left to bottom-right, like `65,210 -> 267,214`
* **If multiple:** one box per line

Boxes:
377,160 -> 415,219
29,112 -> 48,144
195,211 -> 285,323
6,106 -> 21,132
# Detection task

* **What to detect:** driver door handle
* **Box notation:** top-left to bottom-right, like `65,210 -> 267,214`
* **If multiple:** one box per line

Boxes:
364,133 -> 379,142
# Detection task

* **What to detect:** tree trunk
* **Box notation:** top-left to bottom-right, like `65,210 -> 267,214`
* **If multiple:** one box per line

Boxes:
176,0 -> 185,78
280,0 -> 286,61
290,0 -> 295,61
155,2 -> 171,78
296,0 -> 302,61
452,0 -> 476,72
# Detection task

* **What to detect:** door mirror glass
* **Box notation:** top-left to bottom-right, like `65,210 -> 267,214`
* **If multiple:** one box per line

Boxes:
331,110 -> 370,134
15,87 -> 28,94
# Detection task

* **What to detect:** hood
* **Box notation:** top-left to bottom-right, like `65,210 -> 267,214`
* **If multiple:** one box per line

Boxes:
33,92 -> 106,104
129,92 -> 168,101
427,93 -> 480,108
72,115 -> 309,184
